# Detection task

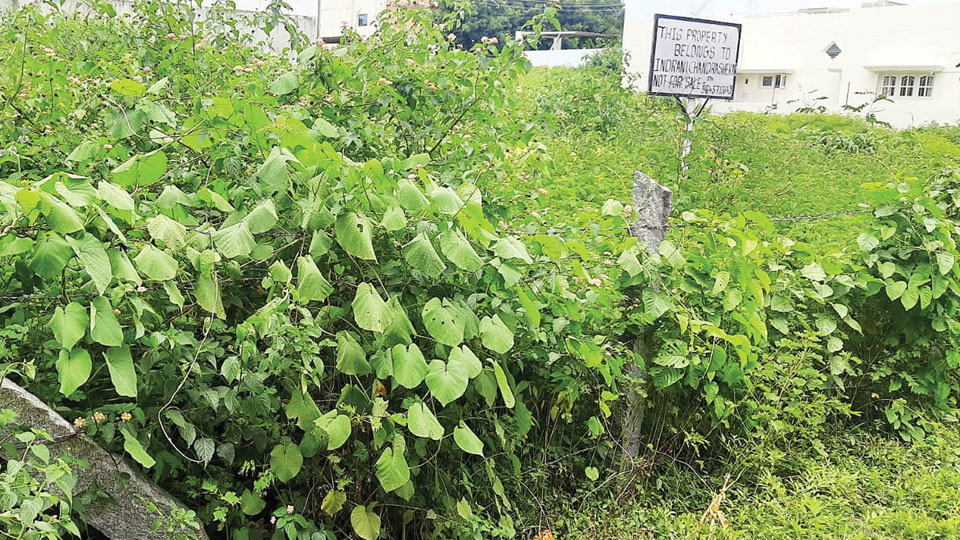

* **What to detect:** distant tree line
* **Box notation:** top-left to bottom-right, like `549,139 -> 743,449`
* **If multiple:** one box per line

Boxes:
444,0 -> 623,50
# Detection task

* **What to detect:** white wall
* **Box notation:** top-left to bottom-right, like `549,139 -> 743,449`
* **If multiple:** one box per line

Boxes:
623,1 -> 960,128
233,0 -> 387,39
4,0 -> 392,43
524,48 -> 603,68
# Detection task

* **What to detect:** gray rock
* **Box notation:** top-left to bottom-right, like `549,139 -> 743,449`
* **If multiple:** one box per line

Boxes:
0,378 -> 208,540
629,171 -> 673,254
621,172 -> 673,464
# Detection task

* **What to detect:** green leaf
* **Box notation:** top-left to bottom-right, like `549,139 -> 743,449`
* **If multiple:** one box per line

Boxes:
398,178 -> 430,213
146,214 -> 187,249
350,505 -> 381,540
421,298 -> 464,347
383,297 -> 415,347
0,236 -> 32,256
213,221 -> 256,259
585,466 -> 599,481
29,233 -> 73,280
297,256 -> 333,302
110,78 -> 146,97
66,141 -> 99,163
257,147 -> 300,194
103,345 -> 137,398
108,248 -> 141,285
453,422 -> 484,456
440,228 -> 483,271
352,283 -> 392,332
857,233 -> 879,252
403,233 -> 446,278
449,345 -> 482,378
425,359 -> 468,406
244,199 -> 278,234
44,196 -> 85,233
492,361 -> 515,409
336,331 -> 371,375
801,262 -> 827,282
375,438 -> 410,492
885,280 -> 907,301
651,366 -> 684,388
97,181 -> 135,213
49,302 -> 88,350
269,441 -> 302,483
491,236 -> 532,264
56,348 -> 91,397
658,240 -> 686,269
937,252 -> 955,275
901,286 -> 919,310
479,315 -> 514,354
112,150 -> 167,188
133,245 -> 178,280
335,212 -> 377,261
90,296 -> 123,347
221,356 -> 240,384
164,281 -> 184,308
240,490 -> 266,516
407,402 -> 443,440
121,429 -> 155,468
325,414 -> 352,450
391,344 -> 429,389
198,187 -> 234,212
54,176 -> 96,207
381,206 -> 407,231
268,71 -> 300,96
65,234 -> 112,295
269,260 -> 292,283
196,270 -> 226,319
310,230 -> 333,260
430,186 -> 464,215
321,491 -> 347,516
517,286 -> 540,328
313,117 -> 340,138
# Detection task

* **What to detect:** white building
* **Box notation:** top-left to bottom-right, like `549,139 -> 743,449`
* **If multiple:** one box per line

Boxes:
233,0 -> 397,41
623,1 -> 960,127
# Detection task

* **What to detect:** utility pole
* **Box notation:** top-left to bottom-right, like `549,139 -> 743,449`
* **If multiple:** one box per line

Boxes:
316,0 -> 322,40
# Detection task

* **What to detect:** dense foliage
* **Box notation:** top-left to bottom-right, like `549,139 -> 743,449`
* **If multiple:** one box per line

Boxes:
444,0 -> 622,50
2,2 -> 960,540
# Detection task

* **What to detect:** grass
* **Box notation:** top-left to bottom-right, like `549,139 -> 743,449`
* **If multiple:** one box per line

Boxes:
511,68 -> 960,244
506,66 -> 960,540
555,423 -> 960,539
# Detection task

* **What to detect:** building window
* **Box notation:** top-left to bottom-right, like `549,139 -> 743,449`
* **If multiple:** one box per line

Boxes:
357,13 -> 368,26
879,75 -> 897,97
918,75 -> 934,97
899,75 -> 915,97
825,42 -> 842,59
761,74 -> 787,88
882,74 -> 935,98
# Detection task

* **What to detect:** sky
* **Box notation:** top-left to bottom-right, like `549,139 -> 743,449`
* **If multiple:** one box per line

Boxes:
631,0 -> 959,18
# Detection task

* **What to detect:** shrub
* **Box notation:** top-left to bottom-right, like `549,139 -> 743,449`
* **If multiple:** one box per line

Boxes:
0,3 -> 629,537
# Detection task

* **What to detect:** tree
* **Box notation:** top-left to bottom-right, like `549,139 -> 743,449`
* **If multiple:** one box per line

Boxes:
445,0 -> 623,50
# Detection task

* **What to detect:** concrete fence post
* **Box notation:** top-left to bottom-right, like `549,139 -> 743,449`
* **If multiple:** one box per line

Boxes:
0,378 -> 208,540
620,171 -> 672,463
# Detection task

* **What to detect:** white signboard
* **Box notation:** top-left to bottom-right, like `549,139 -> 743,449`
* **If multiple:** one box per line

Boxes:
648,14 -> 742,100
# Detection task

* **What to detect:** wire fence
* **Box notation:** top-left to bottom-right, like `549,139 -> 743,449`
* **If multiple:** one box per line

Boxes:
507,207 -> 873,236
0,207 -> 875,303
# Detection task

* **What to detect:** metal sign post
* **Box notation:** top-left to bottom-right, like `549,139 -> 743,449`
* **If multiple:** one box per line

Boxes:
647,14 -> 741,185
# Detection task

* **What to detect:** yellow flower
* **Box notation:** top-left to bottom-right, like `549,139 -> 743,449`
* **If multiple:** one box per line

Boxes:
120,412 -> 132,422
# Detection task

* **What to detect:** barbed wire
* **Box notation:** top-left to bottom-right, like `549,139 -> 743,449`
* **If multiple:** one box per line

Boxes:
0,208 -> 874,303
506,207 -> 873,236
